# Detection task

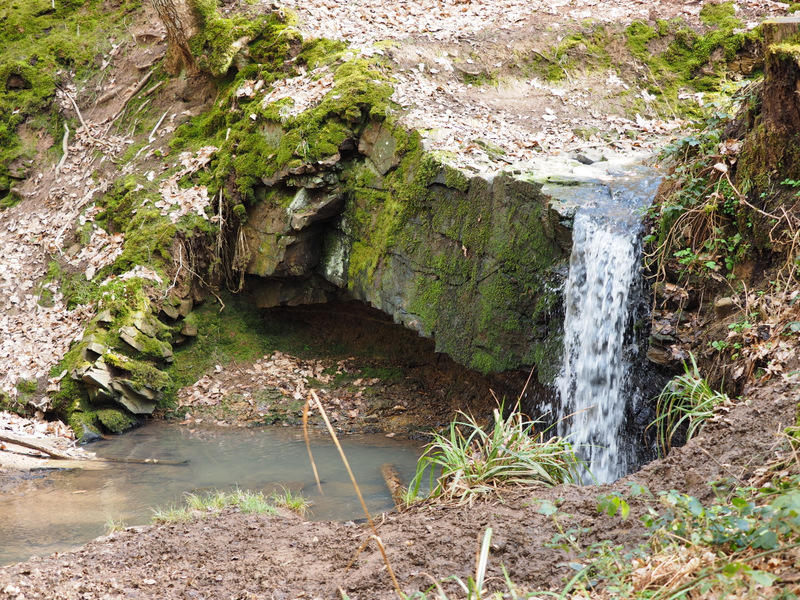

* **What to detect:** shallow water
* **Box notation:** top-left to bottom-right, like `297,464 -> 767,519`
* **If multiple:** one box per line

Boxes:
0,421 -> 423,566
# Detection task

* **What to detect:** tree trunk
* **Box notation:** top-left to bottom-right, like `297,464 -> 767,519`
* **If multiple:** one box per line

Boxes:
761,17 -> 800,136
150,0 -> 204,74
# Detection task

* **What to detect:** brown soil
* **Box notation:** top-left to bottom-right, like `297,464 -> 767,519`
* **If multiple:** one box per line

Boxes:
1,369 -> 797,598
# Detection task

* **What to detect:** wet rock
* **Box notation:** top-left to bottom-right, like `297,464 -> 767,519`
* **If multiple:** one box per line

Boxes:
574,151 -> 605,165
77,423 -> 104,445
714,297 -> 737,318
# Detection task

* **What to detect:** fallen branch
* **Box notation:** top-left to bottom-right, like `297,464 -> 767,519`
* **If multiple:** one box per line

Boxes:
0,432 -> 74,460
380,462 -> 405,506
55,123 -> 70,175
0,432 -> 189,466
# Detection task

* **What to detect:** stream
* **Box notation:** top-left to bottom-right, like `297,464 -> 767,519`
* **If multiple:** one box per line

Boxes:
0,422 -> 423,566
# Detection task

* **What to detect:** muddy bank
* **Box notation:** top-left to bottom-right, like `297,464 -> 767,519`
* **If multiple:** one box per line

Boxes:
1,367 -> 796,598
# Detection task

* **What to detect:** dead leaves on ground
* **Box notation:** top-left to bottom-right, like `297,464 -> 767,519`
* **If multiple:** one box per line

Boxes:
176,352 -> 381,429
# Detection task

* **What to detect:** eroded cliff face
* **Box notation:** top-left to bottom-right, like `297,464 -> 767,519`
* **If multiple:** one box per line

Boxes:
239,124 -> 574,379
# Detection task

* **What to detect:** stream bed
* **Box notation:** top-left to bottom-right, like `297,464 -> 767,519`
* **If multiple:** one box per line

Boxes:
0,421 -> 424,566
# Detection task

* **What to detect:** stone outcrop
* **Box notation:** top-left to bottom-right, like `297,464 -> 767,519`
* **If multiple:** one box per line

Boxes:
238,121 -> 625,381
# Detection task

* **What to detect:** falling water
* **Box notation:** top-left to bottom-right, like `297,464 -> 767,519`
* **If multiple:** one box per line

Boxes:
555,174 -> 658,484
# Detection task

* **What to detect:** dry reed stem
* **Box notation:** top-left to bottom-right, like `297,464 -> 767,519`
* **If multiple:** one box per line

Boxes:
309,390 -> 402,597
310,390 -> 375,530
302,398 -> 323,495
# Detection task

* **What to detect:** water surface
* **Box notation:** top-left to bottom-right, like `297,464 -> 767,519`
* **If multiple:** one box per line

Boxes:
0,422 -> 423,566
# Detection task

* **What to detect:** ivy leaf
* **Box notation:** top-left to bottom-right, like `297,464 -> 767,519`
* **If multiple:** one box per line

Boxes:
749,570 -> 777,587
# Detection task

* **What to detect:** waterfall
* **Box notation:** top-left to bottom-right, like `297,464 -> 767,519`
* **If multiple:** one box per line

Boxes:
555,173 -> 658,484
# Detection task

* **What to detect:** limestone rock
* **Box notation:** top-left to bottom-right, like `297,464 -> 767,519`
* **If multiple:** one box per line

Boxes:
358,122 -> 399,174
109,380 -> 157,414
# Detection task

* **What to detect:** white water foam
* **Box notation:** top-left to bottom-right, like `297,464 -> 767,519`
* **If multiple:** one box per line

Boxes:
555,197 -> 645,483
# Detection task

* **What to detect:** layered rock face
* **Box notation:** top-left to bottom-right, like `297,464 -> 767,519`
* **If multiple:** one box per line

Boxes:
240,120 -> 581,379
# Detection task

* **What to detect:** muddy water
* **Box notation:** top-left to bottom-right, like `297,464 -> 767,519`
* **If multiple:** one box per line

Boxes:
0,422 -> 423,566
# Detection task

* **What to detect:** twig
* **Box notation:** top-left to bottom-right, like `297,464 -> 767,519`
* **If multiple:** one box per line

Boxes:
142,80 -> 164,98
55,123 -> 70,175
108,70 -> 154,126
63,90 -> 100,143
303,398 -> 324,495
163,244 -> 184,299
148,108 -> 170,143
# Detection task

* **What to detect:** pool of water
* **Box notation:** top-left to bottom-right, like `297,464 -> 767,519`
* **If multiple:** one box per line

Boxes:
0,422 -> 424,566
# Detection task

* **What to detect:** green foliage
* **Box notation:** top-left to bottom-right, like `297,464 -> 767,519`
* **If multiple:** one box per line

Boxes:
646,103 -> 757,282
0,0 -> 139,204
649,353 -> 729,455
644,485 -> 800,551
407,407 -> 582,503
152,487 -> 280,523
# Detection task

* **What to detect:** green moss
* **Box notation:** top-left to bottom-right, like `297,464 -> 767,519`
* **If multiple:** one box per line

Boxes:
699,2 -> 738,27
296,38 -> 349,70
623,12 -> 758,117
105,353 -> 170,390
190,12 -> 275,77
96,408 -> 136,433
68,410 -> 100,439
626,21 -> 658,56
0,0 -> 139,207
770,43 -> 800,59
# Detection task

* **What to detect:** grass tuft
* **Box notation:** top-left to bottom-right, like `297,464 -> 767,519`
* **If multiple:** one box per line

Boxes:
649,353 -> 729,455
269,487 -> 311,516
151,487 -> 290,523
408,407 -> 582,504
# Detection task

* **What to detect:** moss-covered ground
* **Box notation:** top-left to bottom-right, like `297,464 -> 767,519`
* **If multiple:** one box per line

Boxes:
0,0 -> 142,205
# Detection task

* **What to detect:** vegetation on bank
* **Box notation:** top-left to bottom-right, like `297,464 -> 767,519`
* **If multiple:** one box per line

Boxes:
150,486 -> 310,524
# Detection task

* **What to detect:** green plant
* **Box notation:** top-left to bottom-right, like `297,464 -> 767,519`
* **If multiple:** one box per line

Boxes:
407,407 -> 582,504
103,515 -> 127,533
152,488 -> 282,524
643,486 -> 800,551
649,353 -> 729,455
269,487 -> 310,516
151,504 -> 193,524
709,339 -> 729,351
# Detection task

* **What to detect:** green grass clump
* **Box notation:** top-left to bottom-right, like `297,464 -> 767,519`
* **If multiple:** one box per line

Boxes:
649,353 -> 729,455
407,407 -> 582,504
269,487 -> 311,516
151,504 -> 194,524
151,487 -> 290,524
